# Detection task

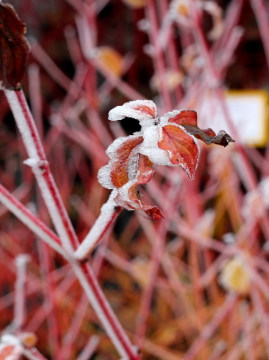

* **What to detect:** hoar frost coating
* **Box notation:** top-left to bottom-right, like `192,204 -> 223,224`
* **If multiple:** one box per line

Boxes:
98,100 -> 233,219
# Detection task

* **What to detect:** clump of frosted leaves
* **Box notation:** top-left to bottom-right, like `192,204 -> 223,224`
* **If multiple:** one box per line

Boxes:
98,100 -> 234,220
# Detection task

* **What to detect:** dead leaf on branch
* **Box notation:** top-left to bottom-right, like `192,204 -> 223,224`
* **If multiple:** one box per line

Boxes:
183,126 -> 235,147
0,3 -> 30,90
168,109 -> 235,147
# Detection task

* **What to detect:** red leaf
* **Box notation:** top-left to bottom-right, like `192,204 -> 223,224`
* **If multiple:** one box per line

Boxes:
0,3 -> 30,89
115,154 -> 164,220
137,154 -> 154,184
110,136 -> 143,188
108,100 -> 157,121
133,104 -> 156,118
158,124 -> 199,179
168,110 -> 198,126
143,206 -> 164,220
128,183 -> 164,220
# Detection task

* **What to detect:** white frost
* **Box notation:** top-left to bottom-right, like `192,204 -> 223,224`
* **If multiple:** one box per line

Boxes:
23,158 -> 47,171
15,254 -> 30,267
98,165 -> 114,189
127,149 -> 140,181
108,100 -> 157,122
4,90 -> 39,160
74,190 -> 117,259
98,134 -> 143,190
106,135 -> 141,158
160,109 -> 181,124
117,180 -> 138,210
140,125 -> 172,166
175,124 -> 201,180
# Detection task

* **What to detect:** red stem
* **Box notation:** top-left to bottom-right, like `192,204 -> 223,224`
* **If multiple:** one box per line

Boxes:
3,89 -> 140,359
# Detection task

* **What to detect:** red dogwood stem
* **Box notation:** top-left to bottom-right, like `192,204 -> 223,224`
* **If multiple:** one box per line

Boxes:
75,190 -> 122,260
3,89 -> 139,359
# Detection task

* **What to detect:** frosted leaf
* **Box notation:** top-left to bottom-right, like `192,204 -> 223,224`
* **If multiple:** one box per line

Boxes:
98,164 -> 114,189
106,136 -> 143,188
160,109 -> 184,124
108,100 -> 157,122
115,179 -> 164,220
99,99 -> 233,219
127,148 -> 140,180
158,124 -> 201,180
98,135 -> 143,190
116,179 -> 138,210
165,109 -> 198,126
106,135 -> 141,158
140,126 -> 172,166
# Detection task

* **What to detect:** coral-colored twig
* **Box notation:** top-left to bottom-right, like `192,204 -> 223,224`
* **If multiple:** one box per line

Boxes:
2,89 -> 139,359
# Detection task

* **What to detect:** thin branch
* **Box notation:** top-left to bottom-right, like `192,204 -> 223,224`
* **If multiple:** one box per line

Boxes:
13,254 -> 30,332
74,191 -> 121,260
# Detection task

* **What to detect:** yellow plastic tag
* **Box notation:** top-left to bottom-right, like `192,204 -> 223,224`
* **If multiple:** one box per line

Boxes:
226,90 -> 268,147
199,90 -> 269,147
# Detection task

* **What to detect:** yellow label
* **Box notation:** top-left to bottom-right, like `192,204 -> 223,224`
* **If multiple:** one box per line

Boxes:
199,90 -> 269,147
226,90 -> 268,147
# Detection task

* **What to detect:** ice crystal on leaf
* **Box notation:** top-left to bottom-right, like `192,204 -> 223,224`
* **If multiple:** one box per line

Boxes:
98,100 -> 234,220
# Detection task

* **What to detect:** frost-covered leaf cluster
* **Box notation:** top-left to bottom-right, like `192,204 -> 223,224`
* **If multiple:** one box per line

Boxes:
98,100 -> 234,220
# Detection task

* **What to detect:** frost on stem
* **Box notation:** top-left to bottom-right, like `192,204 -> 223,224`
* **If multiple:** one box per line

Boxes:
98,100 -> 234,220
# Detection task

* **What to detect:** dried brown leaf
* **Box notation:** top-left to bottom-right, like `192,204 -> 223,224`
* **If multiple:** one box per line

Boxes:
0,3 -> 30,89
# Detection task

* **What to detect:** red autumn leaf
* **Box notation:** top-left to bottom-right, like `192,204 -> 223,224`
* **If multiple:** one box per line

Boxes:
158,124 -> 199,180
132,104 -> 156,118
116,154 -> 164,220
110,136 -> 143,188
108,100 -> 157,122
168,109 -> 234,147
168,109 -> 198,126
137,154 -> 154,184
143,205 -> 164,220
128,183 -> 164,220
0,3 -> 30,89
